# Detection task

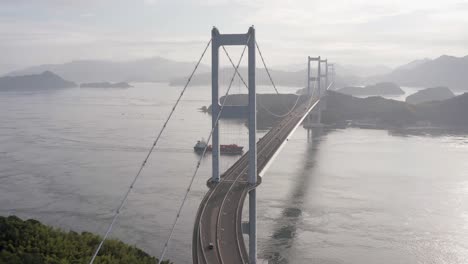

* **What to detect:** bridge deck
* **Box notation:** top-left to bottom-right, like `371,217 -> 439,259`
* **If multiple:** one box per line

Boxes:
193,96 -> 319,264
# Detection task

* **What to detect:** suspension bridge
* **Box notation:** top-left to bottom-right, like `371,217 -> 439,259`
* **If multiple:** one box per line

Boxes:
89,26 -> 335,264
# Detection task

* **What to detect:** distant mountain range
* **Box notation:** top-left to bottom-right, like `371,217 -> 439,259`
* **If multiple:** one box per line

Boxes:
274,63 -> 391,77
169,67 -> 359,89
393,58 -> 431,71
0,71 -> 76,90
5,54 -> 468,91
6,57 -> 209,83
334,64 -> 392,78
170,67 -> 305,87
169,55 -> 468,91
370,55 -> 468,90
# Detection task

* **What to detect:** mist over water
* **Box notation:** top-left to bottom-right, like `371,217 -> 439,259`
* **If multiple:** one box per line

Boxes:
1,83 -> 467,263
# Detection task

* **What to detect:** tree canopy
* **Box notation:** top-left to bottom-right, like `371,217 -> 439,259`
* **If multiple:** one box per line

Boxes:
0,215 -> 171,264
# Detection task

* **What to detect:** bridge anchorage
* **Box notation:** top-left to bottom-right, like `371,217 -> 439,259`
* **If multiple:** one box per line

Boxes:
193,26 -> 332,264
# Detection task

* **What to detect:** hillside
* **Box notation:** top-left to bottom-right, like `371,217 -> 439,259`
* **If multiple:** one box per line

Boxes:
323,91 -> 468,127
323,91 -> 415,127
202,90 -> 468,129
7,57 -> 209,83
372,55 -> 468,90
415,92 -> 468,127
406,87 -> 455,104
337,82 -> 404,96
0,71 -> 76,90
394,58 -> 431,71
0,215 -> 170,264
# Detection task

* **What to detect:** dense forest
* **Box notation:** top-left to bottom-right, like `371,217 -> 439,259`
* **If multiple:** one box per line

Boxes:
0,215 -> 171,264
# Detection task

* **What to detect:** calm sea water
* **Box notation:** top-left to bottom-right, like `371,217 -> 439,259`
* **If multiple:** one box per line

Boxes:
0,83 -> 467,264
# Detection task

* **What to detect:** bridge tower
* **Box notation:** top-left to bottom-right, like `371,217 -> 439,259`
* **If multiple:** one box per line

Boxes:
319,59 -> 328,123
307,56 -> 321,96
327,63 -> 335,90
306,56 -> 324,127
210,26 -> 258,264
321,59 -> 328,91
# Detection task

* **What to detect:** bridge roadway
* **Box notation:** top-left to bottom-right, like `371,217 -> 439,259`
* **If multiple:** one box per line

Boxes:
192,95 -> 320,264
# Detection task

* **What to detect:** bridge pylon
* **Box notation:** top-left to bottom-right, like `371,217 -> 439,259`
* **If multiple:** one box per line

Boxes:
210,26 -> 258,264
307,56 -> 320,97
321,59 -> 328,92
319,59 -> 328,123
306,56 -> 326,127
327,63 -> 335,90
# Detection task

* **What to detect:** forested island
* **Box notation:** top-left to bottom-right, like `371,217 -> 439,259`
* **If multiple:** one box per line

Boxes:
0,215 -> 171,264
0,71 -> 76,90
204,93 -> 308,129
336,82 -> 404,96
405,86 -> 454,104
204,91 -> 468,131
322,90 -> 468,129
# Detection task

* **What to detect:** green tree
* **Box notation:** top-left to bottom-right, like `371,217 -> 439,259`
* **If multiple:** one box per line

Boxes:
0,216 -> 171,264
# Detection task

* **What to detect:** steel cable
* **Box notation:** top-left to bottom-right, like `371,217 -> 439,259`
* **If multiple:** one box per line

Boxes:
88,38 -> 212,264
157,34 -> 252,264
222,45 -> 303,118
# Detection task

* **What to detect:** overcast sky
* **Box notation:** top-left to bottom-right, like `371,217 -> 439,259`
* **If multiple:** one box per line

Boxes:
1,0 -> 468,73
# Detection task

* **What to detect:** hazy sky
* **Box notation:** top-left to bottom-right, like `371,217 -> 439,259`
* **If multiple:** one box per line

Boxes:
1,0 -> 468,73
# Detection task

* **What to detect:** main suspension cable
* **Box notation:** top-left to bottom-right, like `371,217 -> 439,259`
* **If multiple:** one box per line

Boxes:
88,38 -> 212,264
255,40 -> 280,95
222,45 -> 302,118
258,95 -> 302,118
157,34 -> 252,264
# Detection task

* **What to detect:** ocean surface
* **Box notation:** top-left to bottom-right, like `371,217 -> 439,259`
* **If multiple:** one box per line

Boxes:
0,83 -> 467,263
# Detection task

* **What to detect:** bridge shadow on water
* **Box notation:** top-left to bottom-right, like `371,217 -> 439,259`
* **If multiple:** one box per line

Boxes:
261,127 -> 326,264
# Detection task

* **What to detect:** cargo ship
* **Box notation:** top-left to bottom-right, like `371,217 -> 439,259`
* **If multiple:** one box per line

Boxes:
194,140 -> 244,155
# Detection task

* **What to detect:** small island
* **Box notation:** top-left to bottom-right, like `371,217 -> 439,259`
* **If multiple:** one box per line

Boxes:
337,82 -> 404,96
322,90 -> 468,129
204,94 -> 308,129
405,86 -> 455,104
0,215 -> 171,264
0,71 -> 76,90
80,82 -> 133,88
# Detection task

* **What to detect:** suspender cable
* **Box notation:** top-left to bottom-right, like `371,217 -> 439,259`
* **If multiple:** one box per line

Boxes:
255,41 -> 280,95
88,38 -> 212,264
222,45 -> 302,118
258,94 -> 303,118
157,34 -> 252,264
